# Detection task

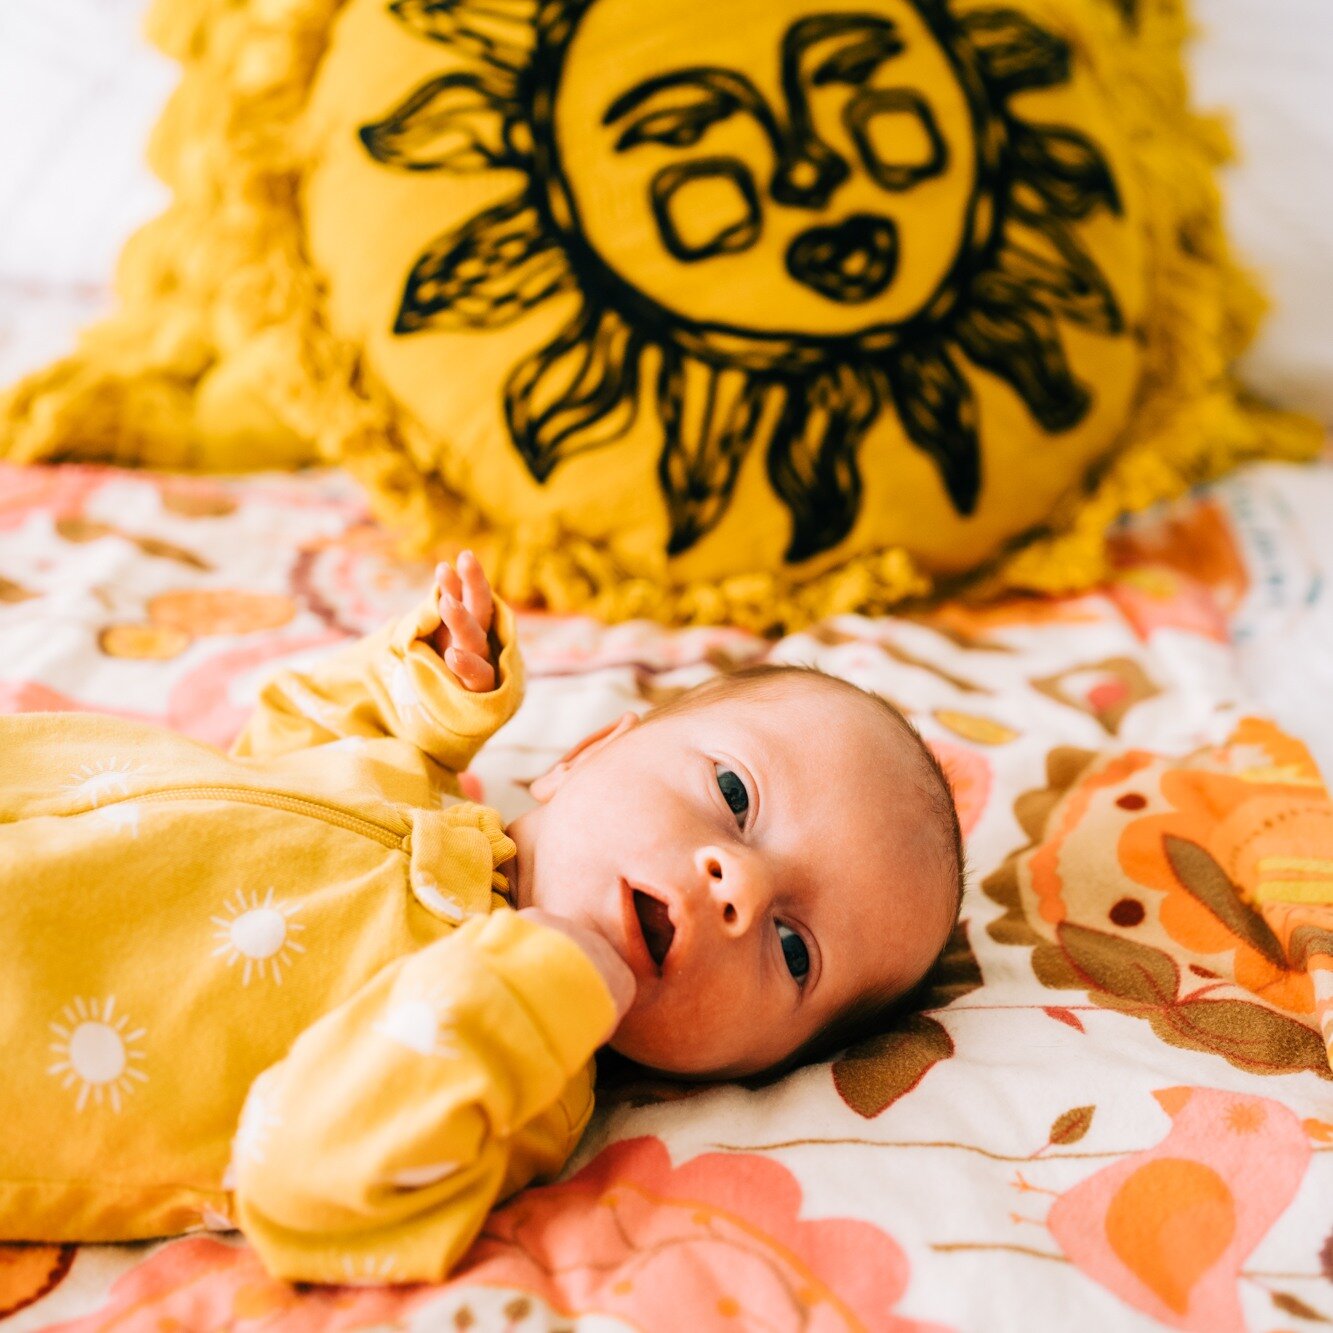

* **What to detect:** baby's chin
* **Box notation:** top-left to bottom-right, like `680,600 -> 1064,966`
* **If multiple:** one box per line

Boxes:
606,1026 -> 780,1082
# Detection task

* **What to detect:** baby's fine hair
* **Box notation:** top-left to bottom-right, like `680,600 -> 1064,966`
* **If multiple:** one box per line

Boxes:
643,662 -> 967,1074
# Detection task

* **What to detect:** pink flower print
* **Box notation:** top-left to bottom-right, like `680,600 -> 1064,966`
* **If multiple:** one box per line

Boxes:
42,1237 -> 436,1332
927,740 -> 991,837
457,1136 -> 951,1332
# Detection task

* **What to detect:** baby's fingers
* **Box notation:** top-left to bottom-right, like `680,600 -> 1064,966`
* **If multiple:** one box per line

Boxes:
445,646 -> 495,692
457,549 -> 493,634
434,561 -> 463,604
439,592 -> 488,658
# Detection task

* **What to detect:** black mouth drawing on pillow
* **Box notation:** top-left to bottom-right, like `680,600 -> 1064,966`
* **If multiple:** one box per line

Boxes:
785,213 -> 901,304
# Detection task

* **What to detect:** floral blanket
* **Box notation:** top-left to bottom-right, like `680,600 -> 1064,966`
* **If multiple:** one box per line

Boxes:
1,457 -> 1330,1333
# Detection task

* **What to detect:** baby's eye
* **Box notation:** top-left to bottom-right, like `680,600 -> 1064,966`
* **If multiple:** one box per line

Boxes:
715,765 -> 749,824
777,922 -> 810,984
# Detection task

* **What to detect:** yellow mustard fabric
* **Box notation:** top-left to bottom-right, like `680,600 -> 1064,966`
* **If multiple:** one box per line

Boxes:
0,0 -> 1321,633
0,591 -> 618,1284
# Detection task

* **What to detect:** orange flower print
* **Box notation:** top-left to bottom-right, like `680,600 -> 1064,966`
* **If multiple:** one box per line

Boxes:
919,593 -> 1103,642
1104,564 -> 1228,645
1107,497 -> 1249,638
1029,752 -> 1153,927
148,590 -> 297,636
94,592 -> 298,663
98,623 -> 193,661
985,727 -> 1332,1081
0,1244 -> 75,1320
1117,719 -> 1333,1015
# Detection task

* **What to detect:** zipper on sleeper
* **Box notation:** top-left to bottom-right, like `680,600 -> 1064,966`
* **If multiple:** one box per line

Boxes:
129,786 -> 408,848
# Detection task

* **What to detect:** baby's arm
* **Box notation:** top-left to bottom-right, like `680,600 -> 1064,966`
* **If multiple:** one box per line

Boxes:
230,552 -> 521,774
229,911 -> 634,1284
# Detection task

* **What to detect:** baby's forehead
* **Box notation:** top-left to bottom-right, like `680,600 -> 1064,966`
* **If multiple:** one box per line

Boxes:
682,677 -> 923,793
702,672 -> 910,745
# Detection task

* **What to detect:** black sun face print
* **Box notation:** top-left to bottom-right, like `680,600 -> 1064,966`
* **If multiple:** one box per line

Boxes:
361,0 -> 1124,564
589,13 -> 959,324
573,9 -> 970,338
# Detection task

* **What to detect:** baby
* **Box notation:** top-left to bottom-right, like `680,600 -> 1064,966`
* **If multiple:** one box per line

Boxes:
0,551 -> 962,1284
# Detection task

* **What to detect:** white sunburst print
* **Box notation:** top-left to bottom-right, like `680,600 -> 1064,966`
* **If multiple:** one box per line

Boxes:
323,735 -> 370,756
211,888 -> 307,985
373,988 -> 461,1060
386,1160 -> 462,1189
229,1069 -> 284,1172
283,676 -> 343,729
61,758 -> 148,809
389,660 -> 424,717
338,1253 -> 401,1285
409,867 -> 468,922
93,802 -> 142,837
48,996 -> 147,1113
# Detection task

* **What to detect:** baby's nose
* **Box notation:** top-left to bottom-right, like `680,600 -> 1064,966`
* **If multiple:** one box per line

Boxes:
694,845 -> 772,936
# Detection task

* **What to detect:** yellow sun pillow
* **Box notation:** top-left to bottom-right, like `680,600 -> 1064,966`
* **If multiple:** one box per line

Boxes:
1,0 -> 1319,630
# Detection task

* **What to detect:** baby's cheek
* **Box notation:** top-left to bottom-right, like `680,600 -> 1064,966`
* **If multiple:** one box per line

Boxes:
613,991 -> 714,1061
610,982 -> 743,1072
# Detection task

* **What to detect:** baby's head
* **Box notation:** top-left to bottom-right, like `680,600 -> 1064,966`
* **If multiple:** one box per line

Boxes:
504,664 -> 964,1079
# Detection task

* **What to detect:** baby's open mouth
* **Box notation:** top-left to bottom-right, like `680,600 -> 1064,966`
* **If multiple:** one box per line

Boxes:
632,889 -> 676,968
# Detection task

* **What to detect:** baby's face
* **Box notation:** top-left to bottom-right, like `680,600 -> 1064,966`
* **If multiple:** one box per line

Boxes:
505,679 -> 953,1077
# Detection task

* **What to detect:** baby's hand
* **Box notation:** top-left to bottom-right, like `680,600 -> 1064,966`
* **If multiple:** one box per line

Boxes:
427,550 -> 496,692
517,908 -> 637,1030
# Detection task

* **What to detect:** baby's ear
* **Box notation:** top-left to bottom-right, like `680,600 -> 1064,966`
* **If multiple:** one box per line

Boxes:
529,711 -> 640,802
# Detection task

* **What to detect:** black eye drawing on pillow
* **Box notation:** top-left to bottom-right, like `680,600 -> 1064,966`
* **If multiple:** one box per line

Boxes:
361,0 -> 1125,563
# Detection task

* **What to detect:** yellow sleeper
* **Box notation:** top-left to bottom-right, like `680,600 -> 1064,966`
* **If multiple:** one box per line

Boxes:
0,590 -> 617,1283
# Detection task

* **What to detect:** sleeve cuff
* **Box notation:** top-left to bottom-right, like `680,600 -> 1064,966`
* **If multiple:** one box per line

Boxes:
469,911 -> 622,1074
